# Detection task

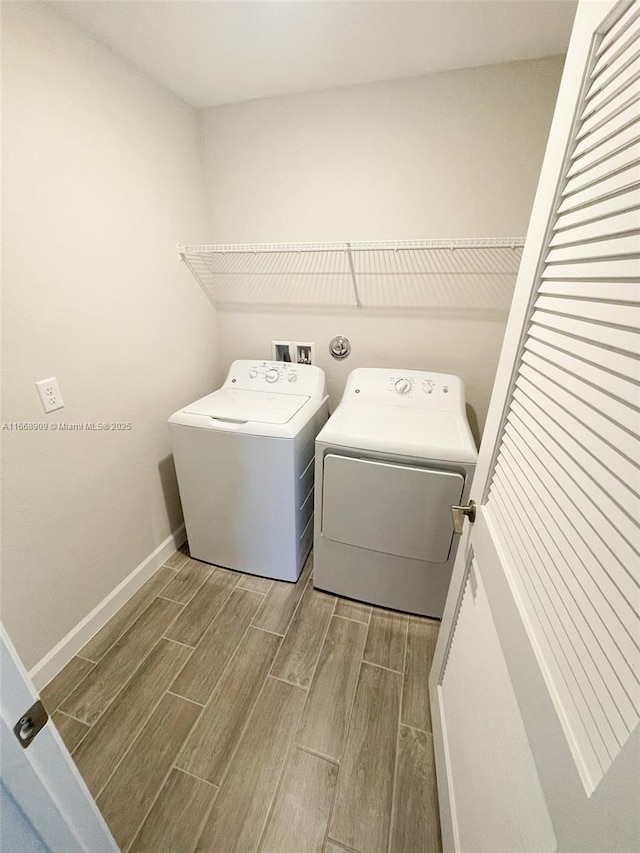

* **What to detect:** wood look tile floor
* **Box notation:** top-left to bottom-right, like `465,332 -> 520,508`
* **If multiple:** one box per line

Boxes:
42,545 -> 442,853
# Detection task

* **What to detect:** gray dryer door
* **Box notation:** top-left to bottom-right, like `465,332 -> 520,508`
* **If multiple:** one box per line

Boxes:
321,454 -> 464,563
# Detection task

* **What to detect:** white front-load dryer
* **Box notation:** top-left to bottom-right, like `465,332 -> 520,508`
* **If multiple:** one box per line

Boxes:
314,368 -> 477,617
169,360 -> 328,582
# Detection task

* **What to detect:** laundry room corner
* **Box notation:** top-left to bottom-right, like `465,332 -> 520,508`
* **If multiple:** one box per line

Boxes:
0,1 -> 218,674
198,57 -> 565,429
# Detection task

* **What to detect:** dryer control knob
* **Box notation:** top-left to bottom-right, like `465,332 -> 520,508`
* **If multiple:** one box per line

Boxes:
248,368 -> 258,378
288,373 -> 297,382
395,378 -> 412,395
265,368 -> 280,383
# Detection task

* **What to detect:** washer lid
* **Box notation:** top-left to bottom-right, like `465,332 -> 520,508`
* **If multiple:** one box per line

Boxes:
317,403 -> 477,463
184,389 -> 310,424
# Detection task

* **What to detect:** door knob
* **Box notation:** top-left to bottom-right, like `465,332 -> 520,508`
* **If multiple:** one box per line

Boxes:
451,500 -> 476,534
13,700 -> 48,749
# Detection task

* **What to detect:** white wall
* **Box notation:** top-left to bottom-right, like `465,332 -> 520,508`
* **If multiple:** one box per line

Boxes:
200,57 -> 564,433
1,2 -> 216,669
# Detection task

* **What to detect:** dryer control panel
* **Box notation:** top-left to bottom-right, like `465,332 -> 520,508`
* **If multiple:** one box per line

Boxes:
342,367 -> 465,413
222,360 -> 327,399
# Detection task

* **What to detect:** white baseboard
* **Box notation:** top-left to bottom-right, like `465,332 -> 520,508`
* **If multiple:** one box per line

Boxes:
29,525 -> 186,691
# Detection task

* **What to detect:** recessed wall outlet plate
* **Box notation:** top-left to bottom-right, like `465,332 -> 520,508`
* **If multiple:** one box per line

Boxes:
272,340 -> 293,362
294,342 -> 315,365
35,377 -> 64,413
272,340 -> 316,365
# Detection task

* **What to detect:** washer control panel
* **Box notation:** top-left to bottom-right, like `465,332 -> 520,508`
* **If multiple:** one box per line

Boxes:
346,368 -> 464,412
223,360 -> 325,397
234,361 -> 296,386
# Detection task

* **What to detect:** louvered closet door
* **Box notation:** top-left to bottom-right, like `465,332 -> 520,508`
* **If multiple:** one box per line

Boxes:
429,2 -> 640,852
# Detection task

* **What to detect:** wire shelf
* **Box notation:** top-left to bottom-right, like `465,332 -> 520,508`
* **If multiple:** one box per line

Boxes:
178,238 -> 525,310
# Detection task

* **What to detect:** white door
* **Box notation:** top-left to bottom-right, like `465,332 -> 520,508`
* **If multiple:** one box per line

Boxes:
429,1 -> 640,851
0,626 -> 118,852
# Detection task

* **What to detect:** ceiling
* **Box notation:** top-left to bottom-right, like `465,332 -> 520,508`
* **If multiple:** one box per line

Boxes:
50,0 -> 577,109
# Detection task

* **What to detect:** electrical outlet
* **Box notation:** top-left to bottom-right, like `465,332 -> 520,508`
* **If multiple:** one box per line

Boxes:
35,377 -> 64,413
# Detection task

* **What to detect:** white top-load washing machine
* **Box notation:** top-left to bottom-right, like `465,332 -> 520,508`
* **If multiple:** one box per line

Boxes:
169,360 -> 328,582
314,368 -> 477,617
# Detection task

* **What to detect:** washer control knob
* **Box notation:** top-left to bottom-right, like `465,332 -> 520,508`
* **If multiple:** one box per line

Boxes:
248,368 -> 258,379
395,378 -> 412,395
265,368 -> 280,383
423,380 -> 435,394
288,373 -> 297,382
